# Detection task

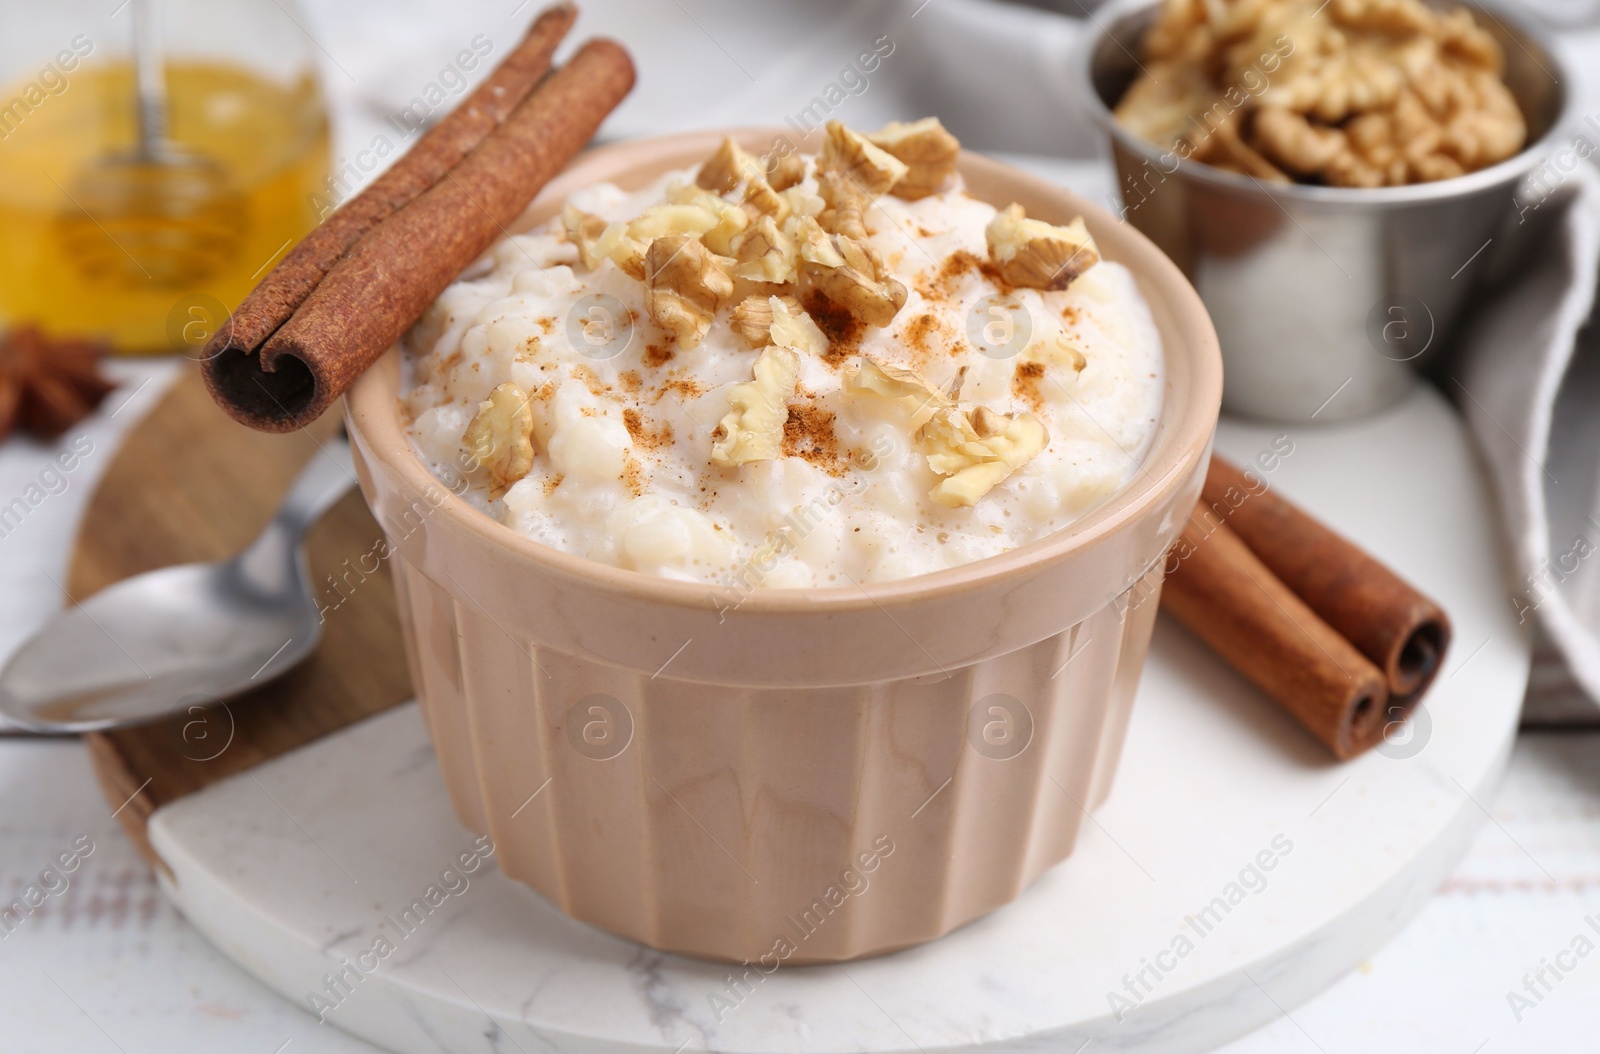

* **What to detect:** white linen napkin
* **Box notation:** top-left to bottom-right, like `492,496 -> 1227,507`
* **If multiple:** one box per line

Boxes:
1451,165 -> 1600,717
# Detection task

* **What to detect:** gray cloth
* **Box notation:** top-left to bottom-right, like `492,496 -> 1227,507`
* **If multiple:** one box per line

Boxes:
1456,166 -> 1600,711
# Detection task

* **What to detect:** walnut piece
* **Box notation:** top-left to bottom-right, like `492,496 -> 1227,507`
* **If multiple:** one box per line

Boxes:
731,294 -> 799,347
915,405 -> 1049,508
815,170 -> 873,242
629,202 -> 719,240
636,193 -> 749,256
1275,41 -> 1410,126
730,295 -> 826,357
593,222 -> 647,280
1141,0 -> 1216,65
868,118 -> 961,200
1190,110 -> 1292,182
766,150 -> 806,191
781,183 -> 826,222
1114,0 -> 1525,187
696,137 -> 767,195
741,177 -> 791,222
730,214 -> 798,284
695,137 -> 790,222
462,382 -> 536,499
768,298 -> 829,357
1436,7 -> 1504,71
985,204 -> 1101,291
1436,68 -> 1526,170
710,345 -> 799,467
797,217 -> 907,328
1329,0 -> 1435,37
1251,107 -> 1347,176
1261,72 -> 1523,188
560,206 -> 649,279
645,235 -> 735,349
844,357 -> 949,430
1050,334 -> 1088,374
697,187 -> 760,253
560,204 -> 609,270
702,136 -> 807,194
817,120 -> 908,196
1112,63 -> 1217,153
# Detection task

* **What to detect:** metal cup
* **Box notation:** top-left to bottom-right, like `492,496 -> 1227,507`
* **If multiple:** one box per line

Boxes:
1081,0 -> 1573,423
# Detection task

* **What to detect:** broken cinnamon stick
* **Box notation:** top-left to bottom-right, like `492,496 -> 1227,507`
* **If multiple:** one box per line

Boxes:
1199,456 -> 1451,707
201,3 -> 585,429
1162,516 -> 1390,760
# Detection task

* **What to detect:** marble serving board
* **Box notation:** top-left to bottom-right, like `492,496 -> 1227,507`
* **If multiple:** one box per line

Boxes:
94,384 -> 1528,1054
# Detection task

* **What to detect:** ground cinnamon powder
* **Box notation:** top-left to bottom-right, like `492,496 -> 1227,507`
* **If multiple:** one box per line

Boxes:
782,403 -> 847,476
1012,360 -> 1046,411
801,295 -> 863,369
623,407 -> 674,449
653,378 -> 707,404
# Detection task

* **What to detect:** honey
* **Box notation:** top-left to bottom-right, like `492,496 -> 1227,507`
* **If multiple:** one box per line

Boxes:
0,60 -> 329,354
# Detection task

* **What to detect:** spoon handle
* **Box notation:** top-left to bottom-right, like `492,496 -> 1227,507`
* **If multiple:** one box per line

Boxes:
131,0 -> 166,153
275,438 -> 357,538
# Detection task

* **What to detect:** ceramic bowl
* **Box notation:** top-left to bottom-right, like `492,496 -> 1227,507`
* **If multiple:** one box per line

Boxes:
345,127 -> 1222,963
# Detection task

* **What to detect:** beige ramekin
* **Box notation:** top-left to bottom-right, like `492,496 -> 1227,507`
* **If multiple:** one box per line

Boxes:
345,128 -> 1222,964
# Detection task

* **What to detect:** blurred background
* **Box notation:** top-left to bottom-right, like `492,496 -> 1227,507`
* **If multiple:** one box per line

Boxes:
5,0 -> 1600,353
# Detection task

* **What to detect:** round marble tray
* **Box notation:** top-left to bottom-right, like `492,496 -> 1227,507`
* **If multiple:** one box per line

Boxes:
144,386 -> 1528,1053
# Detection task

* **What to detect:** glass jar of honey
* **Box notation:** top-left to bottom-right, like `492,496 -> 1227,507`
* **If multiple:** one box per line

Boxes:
0,0 -> 331,354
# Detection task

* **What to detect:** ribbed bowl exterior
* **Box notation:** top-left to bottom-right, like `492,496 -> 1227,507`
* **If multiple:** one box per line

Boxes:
346,129 -> 1221,963
389,553 -> 1164,962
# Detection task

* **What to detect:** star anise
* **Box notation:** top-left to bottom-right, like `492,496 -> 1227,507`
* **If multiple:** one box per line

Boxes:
0,326 -> 117,441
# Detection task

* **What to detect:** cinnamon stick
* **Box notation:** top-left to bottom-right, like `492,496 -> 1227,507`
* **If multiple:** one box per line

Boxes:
1162,516 -> 1390,760
1199,456 -> 1451,706
200,4 -> 596,431
254,39 -> 633,430
209,4 -> 572,360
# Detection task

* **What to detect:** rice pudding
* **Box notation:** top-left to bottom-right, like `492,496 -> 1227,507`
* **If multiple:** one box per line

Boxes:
401,119 -> 1163,587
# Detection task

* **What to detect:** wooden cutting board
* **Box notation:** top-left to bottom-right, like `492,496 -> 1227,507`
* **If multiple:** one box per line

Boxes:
78,361 -> 412,875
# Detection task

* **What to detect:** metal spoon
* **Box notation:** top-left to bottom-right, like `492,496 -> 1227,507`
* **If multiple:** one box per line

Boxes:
58,0 -> 245,289
0,440 -> 356,734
